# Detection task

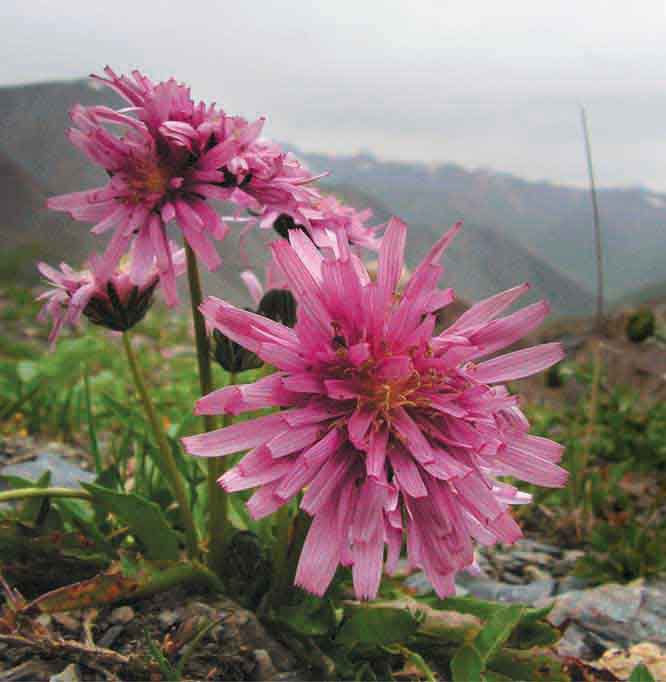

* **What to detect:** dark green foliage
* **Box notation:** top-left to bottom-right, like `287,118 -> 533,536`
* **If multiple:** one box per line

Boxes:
626,309 -> 655,343
629,664 -> 657,682
219,530 -> 271,609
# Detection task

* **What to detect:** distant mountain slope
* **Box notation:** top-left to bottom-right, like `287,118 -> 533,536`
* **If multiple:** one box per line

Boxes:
0,79 -> 121,195
300,152 -> 666,304
0,151 -> 88,280
0,78 -> 659,316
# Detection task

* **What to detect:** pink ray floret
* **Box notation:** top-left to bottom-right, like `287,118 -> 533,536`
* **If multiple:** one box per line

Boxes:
37,242 -> 185,346
182,221 -> 567,600
47,67 -> 323,303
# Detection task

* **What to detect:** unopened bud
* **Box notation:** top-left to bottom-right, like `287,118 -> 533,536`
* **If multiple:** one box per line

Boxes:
257,289 -> 297,327
83,279 -> 158,332
212,328 -> 263,373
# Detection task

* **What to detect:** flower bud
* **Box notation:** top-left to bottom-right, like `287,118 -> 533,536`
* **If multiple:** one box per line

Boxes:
257,289 -> 297,327
83,279 -> 158,332
211,328 -> 263,373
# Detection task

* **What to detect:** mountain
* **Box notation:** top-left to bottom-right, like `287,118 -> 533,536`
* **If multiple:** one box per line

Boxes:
299,152 -> 666,305
0,151 -> 88,281
0,78 -> 659,317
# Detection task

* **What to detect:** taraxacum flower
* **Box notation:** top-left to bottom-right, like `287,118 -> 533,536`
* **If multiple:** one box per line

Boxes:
47,67 -> 318,302
37,241 -> 184,346
183,220 -> 566,600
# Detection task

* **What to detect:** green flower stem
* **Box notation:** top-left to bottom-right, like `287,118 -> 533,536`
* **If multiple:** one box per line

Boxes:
184,243 -> 232,574
122,331 -> 199,559
0,487 -> 92,504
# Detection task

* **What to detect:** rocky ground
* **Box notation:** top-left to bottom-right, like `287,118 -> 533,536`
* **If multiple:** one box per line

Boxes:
2,439 -> 666,681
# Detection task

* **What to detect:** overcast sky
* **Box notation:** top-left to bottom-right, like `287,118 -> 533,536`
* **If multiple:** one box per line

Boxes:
2,1 -> 666,190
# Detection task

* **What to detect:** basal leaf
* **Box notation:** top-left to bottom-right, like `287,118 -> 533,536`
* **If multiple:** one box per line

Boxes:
474,605 -> 525,662
451,644 -> 483,682
336,605 -> 421,648
82,483 -> 180,560
629,664 -> 656,682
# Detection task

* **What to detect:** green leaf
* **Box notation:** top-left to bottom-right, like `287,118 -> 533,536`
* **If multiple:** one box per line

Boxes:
82,483 -> 180,560
474,605 -> 525,661
629,664 -> 656,682
277,596 -> 337,637
83,367 -> 102,475
508,621 -> 561,649
451,644 -> 483,682
336,605 -> 421,648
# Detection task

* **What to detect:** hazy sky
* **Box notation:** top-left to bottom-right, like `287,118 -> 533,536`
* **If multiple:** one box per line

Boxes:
2,1 -> 666,190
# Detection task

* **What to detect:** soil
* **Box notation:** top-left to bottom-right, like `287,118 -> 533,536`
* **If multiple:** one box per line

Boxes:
0,585 -> 307,681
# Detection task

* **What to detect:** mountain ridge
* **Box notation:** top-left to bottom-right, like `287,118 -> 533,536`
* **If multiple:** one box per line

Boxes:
0,77 -> 660,317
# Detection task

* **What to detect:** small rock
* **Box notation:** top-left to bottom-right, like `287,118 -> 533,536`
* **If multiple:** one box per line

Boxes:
36,613 -> 52,627
49,664 -> 81,682
556,576 -> 590,594
597,642 -> 666,681
110,605 -> 135,625
0,452 -> 94,490
543,580 -> 666,659
159,609 -> 181,628
405,571 -> 433,595
524,565 -> 552,582
456,575 -> 556,604
253,649 -> 276,681
562,549 -> 586,564
512,550 -> 554,567
53,613 -> 80,634
501,572 -> 525,585
515,540 -> 561,557
98,624 -> 124,649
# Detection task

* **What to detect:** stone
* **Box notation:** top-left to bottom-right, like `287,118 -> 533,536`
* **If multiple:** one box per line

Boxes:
555,576 -> 591,595
524,565 -> 552,582
159,609 -> 182,628
109,605 -> 134,625
511,550 -> 554,567
49,664 -> 81,682
1,452 -> 94,489
253,649 -> 277,681
455,574 -> 556,604
52,613 -> 80,634
596,642 -> 666,681
541,580 -> 666,659
98,624 -> 124,649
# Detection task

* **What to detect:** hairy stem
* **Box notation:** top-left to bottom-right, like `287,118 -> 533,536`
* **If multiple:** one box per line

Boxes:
184,243 -> 231,574
122,331 -> 199,559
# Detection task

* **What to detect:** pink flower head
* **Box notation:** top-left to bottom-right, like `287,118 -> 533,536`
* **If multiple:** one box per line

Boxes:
264,192 -> 382,253
37,242 -> 185,346
182,220 -> 566,600
47,67 -> 318,303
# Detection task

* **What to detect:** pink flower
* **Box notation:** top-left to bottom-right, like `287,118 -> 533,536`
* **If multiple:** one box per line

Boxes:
47,67 -> 318,303
265,193 -> 382,252
37,242 -> 185,346
182,220 -> 566,600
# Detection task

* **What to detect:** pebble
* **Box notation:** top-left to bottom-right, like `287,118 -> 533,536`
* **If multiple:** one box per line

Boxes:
524,565 -> 553,582
159,609 -> 181,628
253,649 -> 277,681
49,664 -> 81,682
98,624 -> 124,649
511,550 -> 554,566
0,452 -> 94,490
110,605 -> 135,625
52,613 -> 80,634
542,580 -> 666,659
